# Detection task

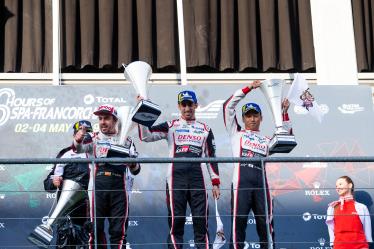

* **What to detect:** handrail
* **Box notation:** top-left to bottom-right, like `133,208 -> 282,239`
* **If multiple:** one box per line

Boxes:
0,156 -> 374,164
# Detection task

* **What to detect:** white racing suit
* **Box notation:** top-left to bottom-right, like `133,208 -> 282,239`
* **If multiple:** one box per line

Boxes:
73,132 -> 140,249
223,86 -> 292,249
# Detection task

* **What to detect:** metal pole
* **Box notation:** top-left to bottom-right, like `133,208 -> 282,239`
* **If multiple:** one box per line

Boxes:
176,0 -> 188,85
261,159 -> 273,249
52,0 -> 61,85
91,159 -> 97,249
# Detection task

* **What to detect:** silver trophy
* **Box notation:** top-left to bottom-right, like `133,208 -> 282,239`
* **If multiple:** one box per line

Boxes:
117,105 -> 135,146
28,179 -> 85,248
260,79 -> 297,153
123,61 -> 161,127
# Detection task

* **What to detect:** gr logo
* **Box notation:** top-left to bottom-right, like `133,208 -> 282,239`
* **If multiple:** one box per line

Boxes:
0,165 -> 5,171
0,222 -> 5,229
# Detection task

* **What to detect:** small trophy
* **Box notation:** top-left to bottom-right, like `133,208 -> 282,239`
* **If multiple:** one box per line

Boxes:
28,179 -> 85,248
260,79 -> 297,153
122,61 -> 161,127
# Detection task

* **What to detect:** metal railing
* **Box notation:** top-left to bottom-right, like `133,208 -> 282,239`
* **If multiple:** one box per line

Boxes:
0,156 -> 373,249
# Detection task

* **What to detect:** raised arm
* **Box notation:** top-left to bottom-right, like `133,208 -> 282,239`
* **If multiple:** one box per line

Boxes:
281,98 -> 293,135
223,81 -> 261,135
138,121 -> 169,142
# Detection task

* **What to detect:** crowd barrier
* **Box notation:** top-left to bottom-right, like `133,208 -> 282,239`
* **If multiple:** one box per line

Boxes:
0,156 -> 373,249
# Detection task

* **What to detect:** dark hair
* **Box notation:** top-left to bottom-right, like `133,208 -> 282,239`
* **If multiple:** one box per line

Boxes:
339,175 -> 354,192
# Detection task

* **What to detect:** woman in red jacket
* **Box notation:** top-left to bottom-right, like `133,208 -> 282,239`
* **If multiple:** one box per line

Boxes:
326,176 -> 372,249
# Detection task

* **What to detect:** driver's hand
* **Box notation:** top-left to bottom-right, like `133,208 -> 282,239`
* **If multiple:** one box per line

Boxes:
212,185 -> 221,200
74,126 -> 87,143
249,80 -> 262,89
52,176 -> 63,188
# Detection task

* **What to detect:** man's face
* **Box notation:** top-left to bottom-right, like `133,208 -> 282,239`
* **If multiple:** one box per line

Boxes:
242,111 -> 262,131
335,178 -> 352,197
98,114 -> 117,134
178,101 -> 197,121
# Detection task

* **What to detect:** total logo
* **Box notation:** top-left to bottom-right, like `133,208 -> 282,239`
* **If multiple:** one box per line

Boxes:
243,241 -> 261,248
338,104 -> 364,114
172,100 -> 225,119
302,212 -> 326,222
305,181 -> 330,197
185,213 -> 193,225
83,94 -> 127,105
309,237 -> 332,249
247,218 -> 256,225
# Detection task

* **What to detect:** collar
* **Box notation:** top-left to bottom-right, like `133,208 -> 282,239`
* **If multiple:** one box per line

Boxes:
244,129 -> 260,133
329,195 -> 354,210
179,117 -> 196,124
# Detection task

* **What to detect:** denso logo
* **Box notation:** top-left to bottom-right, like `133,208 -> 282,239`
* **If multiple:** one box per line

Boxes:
244,140 -> 266,150
178,134 -> 202,141
97,105 -> 114,112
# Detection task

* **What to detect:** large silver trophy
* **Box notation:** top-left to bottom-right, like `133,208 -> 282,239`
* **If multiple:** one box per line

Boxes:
106,105 -> 136,158
260,79 -> 297,153
123,61 -> 161,127
28,179 -> 85,248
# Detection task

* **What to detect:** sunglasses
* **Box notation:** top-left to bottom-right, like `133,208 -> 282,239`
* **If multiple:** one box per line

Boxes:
180,101 -> 194,107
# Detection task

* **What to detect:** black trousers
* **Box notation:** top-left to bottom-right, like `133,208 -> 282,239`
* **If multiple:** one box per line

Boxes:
230,166 -> 274,249
90,174 -> 128,249
166,166 -> 210,249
